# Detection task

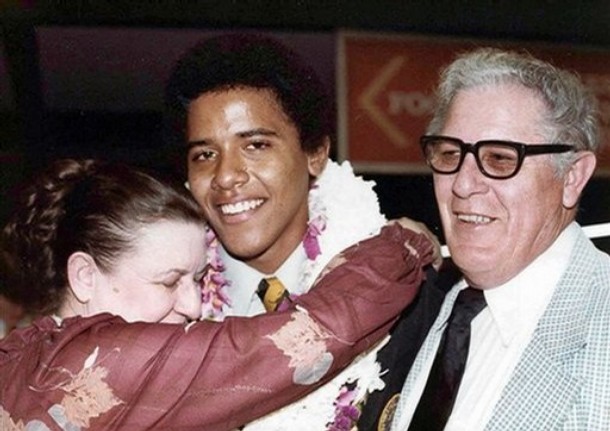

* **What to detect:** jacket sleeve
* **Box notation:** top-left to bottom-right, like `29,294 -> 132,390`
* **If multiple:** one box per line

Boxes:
1,224 -> 433,431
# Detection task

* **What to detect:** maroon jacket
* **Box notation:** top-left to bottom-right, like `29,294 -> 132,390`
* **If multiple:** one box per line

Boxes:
0,225 -> 432,430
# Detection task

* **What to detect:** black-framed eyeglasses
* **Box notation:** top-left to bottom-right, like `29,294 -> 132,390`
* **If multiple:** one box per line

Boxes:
420,135 -> 576,179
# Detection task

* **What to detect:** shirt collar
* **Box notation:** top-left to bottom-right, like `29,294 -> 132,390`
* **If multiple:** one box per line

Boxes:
220,243 -> 308,314
483,222 -> 579,345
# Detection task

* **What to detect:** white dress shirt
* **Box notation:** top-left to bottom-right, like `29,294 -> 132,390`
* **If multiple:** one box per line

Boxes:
220,244 -> 308,317
394,222 -> 579,431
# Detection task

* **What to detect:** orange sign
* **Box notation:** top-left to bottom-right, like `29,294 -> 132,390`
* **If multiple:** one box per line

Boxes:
337,31 -> 610,174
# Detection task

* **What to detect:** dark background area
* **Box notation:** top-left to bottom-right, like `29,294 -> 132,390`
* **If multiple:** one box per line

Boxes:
1,0 -> 609,251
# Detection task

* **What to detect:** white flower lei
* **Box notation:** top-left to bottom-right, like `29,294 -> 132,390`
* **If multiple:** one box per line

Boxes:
299,160 -> 387,290
241,160 -> 389,431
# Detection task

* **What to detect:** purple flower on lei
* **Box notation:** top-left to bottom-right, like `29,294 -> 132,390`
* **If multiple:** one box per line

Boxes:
303,214 -> 326,260
327,381 -> 361,431
201,228 -> 232,320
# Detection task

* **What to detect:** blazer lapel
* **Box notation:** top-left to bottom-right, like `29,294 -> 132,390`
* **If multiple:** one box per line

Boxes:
390,282 -> 464,430
486,231 -> 596,430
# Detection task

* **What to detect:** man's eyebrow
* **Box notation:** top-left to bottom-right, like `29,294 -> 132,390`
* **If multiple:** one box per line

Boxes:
187,128 -> 280,149
237,128 -> 279,138
186,139 -> 213,151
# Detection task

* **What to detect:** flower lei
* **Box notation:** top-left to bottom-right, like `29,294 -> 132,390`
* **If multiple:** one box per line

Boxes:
201,160 -> 388,430
200,228 -> 231,320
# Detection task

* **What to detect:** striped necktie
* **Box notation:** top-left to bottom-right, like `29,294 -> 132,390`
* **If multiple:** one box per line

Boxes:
257,276 -> 292,312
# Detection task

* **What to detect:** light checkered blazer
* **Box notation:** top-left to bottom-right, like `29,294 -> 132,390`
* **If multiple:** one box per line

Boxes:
391,227 -> 610,430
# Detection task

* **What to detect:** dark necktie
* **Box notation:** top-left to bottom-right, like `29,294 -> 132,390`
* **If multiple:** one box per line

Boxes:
408,287 -> 487,430
257,276 -> 292,312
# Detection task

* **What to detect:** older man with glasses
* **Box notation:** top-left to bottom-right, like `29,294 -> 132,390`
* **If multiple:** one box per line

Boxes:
358,48 -> 610,431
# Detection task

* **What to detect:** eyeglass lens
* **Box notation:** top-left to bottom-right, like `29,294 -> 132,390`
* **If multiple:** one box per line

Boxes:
425,139 -> 521,178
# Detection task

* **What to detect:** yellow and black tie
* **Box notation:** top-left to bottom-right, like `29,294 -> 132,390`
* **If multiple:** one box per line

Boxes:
257,276 -> 292,312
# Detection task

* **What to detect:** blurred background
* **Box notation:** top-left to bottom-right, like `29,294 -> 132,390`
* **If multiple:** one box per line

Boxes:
1,0 -> 610,252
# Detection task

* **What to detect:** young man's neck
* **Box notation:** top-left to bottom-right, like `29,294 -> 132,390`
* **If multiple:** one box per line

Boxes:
242,236 -> 304,275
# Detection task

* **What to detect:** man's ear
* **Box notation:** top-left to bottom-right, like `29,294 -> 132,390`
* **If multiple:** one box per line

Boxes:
307,136 -> 331,177
66,252 -> 98,304
563,151 -> 597,209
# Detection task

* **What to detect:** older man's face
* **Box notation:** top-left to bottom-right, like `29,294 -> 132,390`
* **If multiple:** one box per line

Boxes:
434,83 -> 574,288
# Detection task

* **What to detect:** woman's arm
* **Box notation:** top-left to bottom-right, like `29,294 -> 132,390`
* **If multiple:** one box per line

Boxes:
1,224 -> 433,430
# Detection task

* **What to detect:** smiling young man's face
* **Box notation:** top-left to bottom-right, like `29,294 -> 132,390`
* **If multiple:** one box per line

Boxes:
186,87 -> 327,274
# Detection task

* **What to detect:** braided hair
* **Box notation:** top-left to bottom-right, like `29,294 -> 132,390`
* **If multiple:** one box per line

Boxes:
1,159 -> 204,315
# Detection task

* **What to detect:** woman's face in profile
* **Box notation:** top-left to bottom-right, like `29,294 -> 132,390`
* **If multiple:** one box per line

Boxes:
90,220 -> 207,323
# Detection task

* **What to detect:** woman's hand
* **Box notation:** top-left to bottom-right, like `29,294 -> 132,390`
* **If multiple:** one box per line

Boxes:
388,217 -> 443,270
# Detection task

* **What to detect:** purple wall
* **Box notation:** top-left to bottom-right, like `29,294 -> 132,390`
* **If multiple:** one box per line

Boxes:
36,27 -> 336,112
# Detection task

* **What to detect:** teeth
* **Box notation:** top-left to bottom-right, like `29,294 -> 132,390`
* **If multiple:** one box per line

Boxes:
220,199 -> 264,215
457,214 -> 492,224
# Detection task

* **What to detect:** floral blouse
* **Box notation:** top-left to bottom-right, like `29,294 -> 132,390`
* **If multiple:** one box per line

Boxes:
0,225 -> 432,431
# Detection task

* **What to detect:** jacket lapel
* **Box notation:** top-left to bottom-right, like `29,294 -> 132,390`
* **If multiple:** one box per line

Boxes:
389,280 -> 464,430
486,230 -> 596,430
